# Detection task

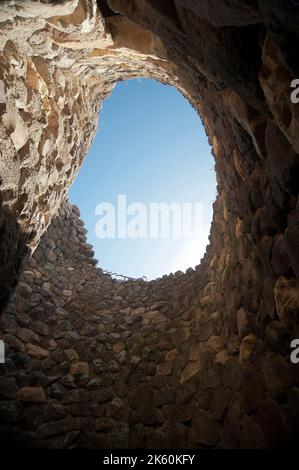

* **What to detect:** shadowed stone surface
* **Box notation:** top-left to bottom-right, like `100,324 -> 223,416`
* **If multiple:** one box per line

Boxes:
0,201 -> 298,448
0,0 -> 299,448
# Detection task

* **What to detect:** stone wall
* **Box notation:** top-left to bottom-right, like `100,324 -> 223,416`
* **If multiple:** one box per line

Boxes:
0,0 -> 299,449
0,1 -> 298,309
0,200 -> 298,448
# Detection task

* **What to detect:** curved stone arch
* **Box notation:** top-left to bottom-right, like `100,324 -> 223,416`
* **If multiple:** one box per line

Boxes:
0,3 -> 201,242
0,0 -> 299,448
0,0 -> 298,323
0,0 -> 222,305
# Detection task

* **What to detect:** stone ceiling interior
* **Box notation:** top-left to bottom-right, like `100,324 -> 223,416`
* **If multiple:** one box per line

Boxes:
0,0 -> 299,449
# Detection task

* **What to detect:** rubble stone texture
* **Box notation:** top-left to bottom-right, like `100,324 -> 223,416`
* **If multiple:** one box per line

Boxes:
0,0 -> 299,448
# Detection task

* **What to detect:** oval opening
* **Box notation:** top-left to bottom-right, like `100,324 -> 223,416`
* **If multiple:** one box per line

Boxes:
70,78 -> 217,280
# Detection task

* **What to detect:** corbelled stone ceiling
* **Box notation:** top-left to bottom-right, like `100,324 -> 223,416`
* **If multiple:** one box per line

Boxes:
0,0 -> 299,448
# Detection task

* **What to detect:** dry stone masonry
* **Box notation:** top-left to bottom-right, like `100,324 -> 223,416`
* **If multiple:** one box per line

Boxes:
0,0 -> 299,448
1,200 -> 297,448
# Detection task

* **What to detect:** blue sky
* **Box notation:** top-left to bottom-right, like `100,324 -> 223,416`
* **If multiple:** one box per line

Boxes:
69,79 -> 216,280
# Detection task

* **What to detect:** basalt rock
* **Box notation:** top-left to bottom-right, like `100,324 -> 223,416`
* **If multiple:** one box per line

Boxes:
0,0 -> 298,449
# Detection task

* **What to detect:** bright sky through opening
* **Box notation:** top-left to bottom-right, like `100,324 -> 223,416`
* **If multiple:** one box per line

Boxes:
69,79 -> 217,280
